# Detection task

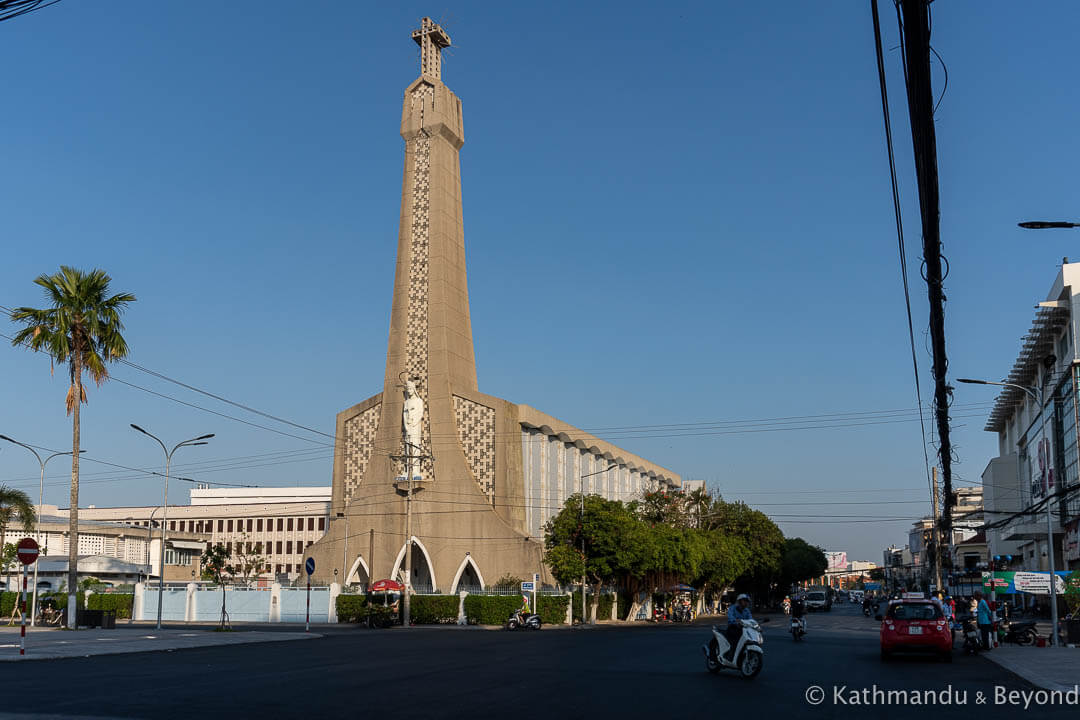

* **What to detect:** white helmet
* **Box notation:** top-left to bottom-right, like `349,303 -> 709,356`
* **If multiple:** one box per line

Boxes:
737,593 -> 750,603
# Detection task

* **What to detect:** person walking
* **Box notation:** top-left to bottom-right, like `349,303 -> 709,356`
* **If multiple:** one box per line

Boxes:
974,591 -> 993,651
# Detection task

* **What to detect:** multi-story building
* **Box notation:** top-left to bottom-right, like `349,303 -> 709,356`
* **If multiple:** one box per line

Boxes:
979,261 -> 1080,572
10,509 -> 206,590
67,486 -> 332,582
882,545 -> 915,592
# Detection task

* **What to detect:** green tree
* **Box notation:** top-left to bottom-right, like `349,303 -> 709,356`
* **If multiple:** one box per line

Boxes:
544,494 -> 643,619
0,486 -> 35,588
200,544 -> 233,629
778,537 -> 828,590
230,535 -> 267,585
707,499 -> 784,598
492,574 -> 523,590
9,266 -> 135,624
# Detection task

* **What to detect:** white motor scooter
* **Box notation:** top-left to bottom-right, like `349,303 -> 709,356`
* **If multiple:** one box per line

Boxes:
702,618 -> 767,678
790,615 -> 806,641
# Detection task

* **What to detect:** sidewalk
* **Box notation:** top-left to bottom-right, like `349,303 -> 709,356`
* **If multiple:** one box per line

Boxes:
984,646 -> 1080,692
0,626 -> 319,661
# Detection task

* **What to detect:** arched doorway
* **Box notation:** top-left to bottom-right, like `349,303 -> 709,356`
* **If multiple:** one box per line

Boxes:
346,556 -> 370,588
392,537 -> 436,593
450,555 -> 484,593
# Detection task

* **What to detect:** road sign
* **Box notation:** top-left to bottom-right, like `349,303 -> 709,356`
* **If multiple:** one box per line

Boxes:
305,557 -> 315,576
16,538 -> 38,565
520,581 -> 534,592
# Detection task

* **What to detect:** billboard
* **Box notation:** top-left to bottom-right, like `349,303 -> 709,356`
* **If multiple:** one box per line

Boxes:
825,551 -> 847,571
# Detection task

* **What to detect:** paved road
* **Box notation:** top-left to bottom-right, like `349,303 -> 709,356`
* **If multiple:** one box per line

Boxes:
2,604 -> 1075,719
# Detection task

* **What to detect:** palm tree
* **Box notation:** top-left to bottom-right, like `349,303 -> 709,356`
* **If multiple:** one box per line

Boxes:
9,266 -> 135,625
0,486 -> 36,588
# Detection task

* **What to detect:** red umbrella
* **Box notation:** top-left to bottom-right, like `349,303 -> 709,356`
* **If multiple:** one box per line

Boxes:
369,579 -> 404,593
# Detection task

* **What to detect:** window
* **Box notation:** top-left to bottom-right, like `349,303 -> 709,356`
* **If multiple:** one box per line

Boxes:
227,520 -> 233,533
307,517 -> 314,532
226,542 -> 232,553
287,518 -> 293,532
178,521 -> 185,532
888,603 -> 942,621
297,517 -> 304,531
169,521 -> 176,531
217,520 -> 223,533
247,519 -> 253,533
276,541 -> 283,555
318,517 -> 325,532
277,518 -> 283,532
286,541 -> 293,555
257,519 -> 263,533
276,564 -> 282,573
286,564 -> 292,573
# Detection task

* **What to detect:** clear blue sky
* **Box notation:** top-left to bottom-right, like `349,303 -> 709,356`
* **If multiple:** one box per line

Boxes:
2,1 -> 1079,560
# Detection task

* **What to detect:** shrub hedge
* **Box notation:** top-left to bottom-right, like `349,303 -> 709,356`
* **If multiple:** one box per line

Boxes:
335,592 -> 570,625
336,594 -> 368,623
570,591 -> 616,623
87,593 -> 133,619
0,591 -> 82,618
536,595 -> 569,625
464,594 -> 520,625
617,590 -> 633,620
596,594 -> 614,620
411,595 -> 460,624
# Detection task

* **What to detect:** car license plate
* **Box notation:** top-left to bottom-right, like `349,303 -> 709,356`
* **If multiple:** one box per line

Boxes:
908,626 -> 923,635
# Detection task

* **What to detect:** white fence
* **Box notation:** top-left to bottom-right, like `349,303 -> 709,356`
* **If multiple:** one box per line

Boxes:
134,582 -> 340,624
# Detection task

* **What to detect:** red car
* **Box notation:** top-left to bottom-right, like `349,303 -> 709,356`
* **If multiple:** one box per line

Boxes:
879,598 -> 952,662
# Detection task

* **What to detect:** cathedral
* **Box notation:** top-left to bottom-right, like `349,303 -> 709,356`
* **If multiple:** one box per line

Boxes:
303,18 -> 679,591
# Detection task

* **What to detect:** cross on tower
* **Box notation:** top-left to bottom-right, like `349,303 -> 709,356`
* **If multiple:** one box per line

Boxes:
411,17 -> 451,80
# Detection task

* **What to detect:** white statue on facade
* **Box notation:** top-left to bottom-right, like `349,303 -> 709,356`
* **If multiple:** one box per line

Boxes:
402,378 -> 424,457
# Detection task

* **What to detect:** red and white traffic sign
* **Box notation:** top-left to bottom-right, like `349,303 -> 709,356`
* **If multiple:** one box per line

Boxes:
16,538 -> 39,565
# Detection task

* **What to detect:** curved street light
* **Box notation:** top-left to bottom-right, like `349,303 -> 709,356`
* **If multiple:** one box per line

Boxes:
0,435 -> 83,627
1018,221 -> 1080,230
129,425 -> 213,629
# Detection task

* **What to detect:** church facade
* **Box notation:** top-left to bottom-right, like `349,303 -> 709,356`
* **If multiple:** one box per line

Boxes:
302,19 -> 679,591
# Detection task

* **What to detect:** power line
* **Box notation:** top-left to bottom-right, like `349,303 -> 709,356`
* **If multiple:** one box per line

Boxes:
871,0 -> 937,525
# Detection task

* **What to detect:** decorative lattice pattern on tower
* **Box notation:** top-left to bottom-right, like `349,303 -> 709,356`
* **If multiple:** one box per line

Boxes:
342,403 -> 381,502
405,96 -> 435,481
454,395 -> 496,503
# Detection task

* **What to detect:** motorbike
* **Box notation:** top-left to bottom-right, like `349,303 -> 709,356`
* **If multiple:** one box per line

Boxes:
702,618 -> 768,679
790,615 -> 806,641
961,617 -> 982,655
505,609 -> 542,631
999,618 -> 1038,646
673,604 -> 694,623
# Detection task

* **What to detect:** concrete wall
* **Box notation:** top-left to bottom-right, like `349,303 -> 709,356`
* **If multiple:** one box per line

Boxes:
135,582 -> 339,624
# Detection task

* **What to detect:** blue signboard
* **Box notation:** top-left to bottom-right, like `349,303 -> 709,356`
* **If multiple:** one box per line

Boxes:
305,557 -> 315,576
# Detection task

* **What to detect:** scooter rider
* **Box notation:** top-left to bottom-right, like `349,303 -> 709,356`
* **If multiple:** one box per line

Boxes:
791,593 -> 806,632
725,594 -> 753,659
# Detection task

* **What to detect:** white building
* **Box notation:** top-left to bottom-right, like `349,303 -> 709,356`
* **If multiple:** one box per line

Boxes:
10,510 -> 205,590
979,260 -> 1080,572
71,486 -> 332,582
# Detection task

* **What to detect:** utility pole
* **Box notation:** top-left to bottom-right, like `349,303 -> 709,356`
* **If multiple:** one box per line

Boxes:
404,441 -> 415,627
930,467 -> 944,594
369,529 -> 375,586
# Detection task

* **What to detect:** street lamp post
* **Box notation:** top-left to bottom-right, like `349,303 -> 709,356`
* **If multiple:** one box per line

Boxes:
578,463 -> 617,626
957,377 -> 1061,645
145,506 -> 162,582
0,435 -> 82,627
130,425 -> 213,629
